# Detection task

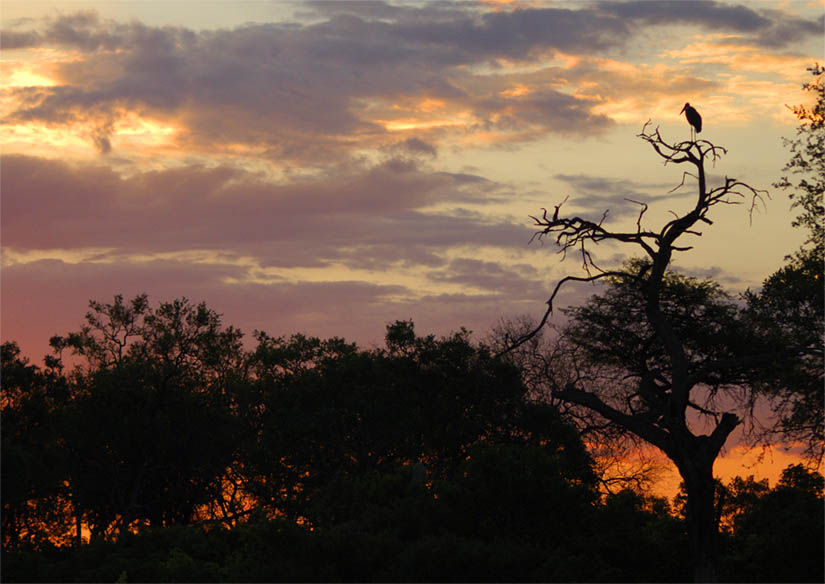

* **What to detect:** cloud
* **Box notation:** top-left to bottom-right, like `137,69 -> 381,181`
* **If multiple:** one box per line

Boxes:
4,2 -> 815,159
554,173 -> 683,219
0,256 -> 411,359
389,137 -> 438,158
0,5 -> 631,159
0,154 -> 535,272
671,264 -> 744,287
0,29 -> 43,49
428,257 -> 545,297
604,1 -> 770,31
1,253 -> 551,364
601,1 -> 822,48
1,1 -> 815,365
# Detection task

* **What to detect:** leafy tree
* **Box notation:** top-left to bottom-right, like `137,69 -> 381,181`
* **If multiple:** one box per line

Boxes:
721,465 -> 824,582
747,65 -> 825,462
593,489 -> 689,582
504,124 -> 788,581
774,64 -> 824,253
1,342 -> 74,550
243,320 -> 588,525
714,474 -> 769,534
50,295 -> 246,539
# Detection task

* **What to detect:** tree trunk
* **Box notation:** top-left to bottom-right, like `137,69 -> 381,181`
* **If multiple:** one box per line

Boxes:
681,464 -> 719,583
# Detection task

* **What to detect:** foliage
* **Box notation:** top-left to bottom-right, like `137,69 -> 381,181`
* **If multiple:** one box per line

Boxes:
243,320 -> 575,523
3,293 -> 822,583
720,465 -> 824,583
1,342 -> 74,549
748,64 -> 825,463
565,260 -> 763,393
30,295 -> 245,540
774,64 -> 824,253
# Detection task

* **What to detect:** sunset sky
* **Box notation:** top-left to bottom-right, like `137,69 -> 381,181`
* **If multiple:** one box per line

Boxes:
2,1 -> 823,486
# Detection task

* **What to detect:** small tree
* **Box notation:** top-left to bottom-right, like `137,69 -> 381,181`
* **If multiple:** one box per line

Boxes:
504,125 -> 790,582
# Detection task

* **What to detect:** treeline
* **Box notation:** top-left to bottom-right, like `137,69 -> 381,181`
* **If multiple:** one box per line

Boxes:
2,295 -> 823,582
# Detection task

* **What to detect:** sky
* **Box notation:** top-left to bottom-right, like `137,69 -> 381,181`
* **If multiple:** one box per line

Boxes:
1,1 -> 823,486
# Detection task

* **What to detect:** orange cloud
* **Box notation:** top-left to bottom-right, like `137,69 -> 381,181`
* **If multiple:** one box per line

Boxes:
0,122 -> 97,158
0,47 -> 80,88
661,36 -> 814,81
499,84 -> 533,98
110,111 -> 182,150
370,95 -> 474,134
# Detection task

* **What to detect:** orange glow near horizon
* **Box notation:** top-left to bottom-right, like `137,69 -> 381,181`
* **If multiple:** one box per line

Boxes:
642,443 -> 823,501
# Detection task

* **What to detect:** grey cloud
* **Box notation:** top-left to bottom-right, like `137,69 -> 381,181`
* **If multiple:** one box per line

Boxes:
0,29 -> 43,49
432,171 -> 490,185
391,138 -> 438,158
0,256 -> 416,360
554,173 -> 682,220
299,3 -> 632,63
1,5 -> 633,157
1,155 -> 534,271
5,2 -> 812,161
751,10 -> 824,48
468,88 -> 614,139
1,253 -> 560,364
602,1 -> 822,48
428,257 -> 544,297
604,1 -> 770,31
672,264 -> 744,287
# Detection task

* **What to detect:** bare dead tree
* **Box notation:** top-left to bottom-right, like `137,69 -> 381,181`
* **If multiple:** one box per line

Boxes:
502,123 -> 772,583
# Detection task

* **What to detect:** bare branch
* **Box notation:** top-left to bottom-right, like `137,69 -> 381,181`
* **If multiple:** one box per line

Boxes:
495,270 -> 635,357
669,171 -> 698,194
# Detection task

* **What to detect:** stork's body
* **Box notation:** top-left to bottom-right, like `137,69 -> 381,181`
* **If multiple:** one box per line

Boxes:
681,102 -> 702,140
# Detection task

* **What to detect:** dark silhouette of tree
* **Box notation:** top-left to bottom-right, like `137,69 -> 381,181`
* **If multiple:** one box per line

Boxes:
774,64 -> 824,254
5,290 -> 820,582
489,316 -> 665,494
49,295 -> 246,540
746,64 -> 824,463
594,488 -> 689,581
1,342 -> 74,549
242,320 -> 590,525
503,124 -> 780,582
720,465 -> 824,582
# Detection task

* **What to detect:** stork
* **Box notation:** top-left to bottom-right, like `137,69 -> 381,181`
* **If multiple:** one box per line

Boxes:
680,102 -> 702,141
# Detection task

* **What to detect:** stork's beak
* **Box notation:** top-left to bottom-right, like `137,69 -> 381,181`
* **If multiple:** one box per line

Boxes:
680,104 -> 687,114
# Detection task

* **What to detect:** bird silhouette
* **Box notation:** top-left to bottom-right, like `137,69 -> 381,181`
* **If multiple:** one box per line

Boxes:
680,102 -> 702,140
